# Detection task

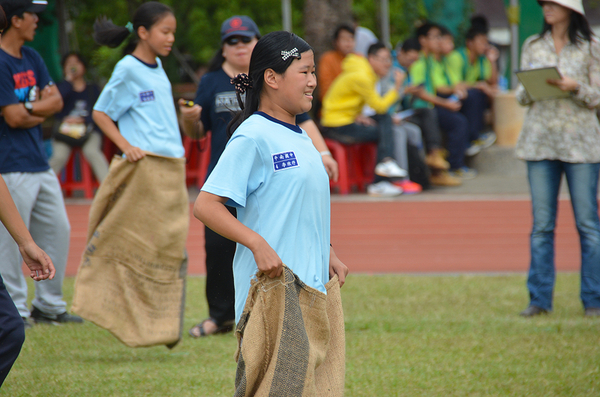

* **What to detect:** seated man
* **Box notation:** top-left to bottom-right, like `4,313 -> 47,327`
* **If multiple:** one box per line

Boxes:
393,37 -> 460,187
445,26 -> 498,156
318,24 -> 355,103
321,42 -> 407,197
410,22 -> 475,180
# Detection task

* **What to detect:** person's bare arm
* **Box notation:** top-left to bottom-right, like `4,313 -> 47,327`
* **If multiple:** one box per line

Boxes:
29,84 -> 63,117
177,98 -> 205,139
329,246 -> 348,287
1,103 -> 45,129
194,191 -> 283,278
299,119 -> 339,182
415,90 -> 462,111
92,110 -> 145,162
0,177 -> 55,281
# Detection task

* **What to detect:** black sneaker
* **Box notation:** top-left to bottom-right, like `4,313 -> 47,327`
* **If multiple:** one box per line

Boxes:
30,306 -> 84,324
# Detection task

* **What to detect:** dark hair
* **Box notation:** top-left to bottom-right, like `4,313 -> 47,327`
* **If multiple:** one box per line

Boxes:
470,15 -> 489,34
227,31 -> 313,136
0,5 -> 6,32
367,41 -> 388,57
207,49 -> 225,73
465,27 -> 486,42
93,1 -> 173,55
415,22 -> 439,39
540,9 -> 593,44
400,37 -> 421,53
438,25 -> 452,37
333,24 -> 354,41
61,52 -> 87,71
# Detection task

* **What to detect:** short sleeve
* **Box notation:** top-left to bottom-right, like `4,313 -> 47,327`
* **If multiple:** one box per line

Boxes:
93,63 -> 137,121
201,133 -> 265,208
31,49 -> 52,89
194,73 -> 215,131
409,60 -> 426,86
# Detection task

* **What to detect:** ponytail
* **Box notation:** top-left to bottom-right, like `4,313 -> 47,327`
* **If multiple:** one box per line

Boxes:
93,17 -> 131,49
226,31 -> 313,136
93,1 -> 173,55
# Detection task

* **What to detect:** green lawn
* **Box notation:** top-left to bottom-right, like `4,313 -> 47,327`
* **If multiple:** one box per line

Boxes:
3,274 -> 599,396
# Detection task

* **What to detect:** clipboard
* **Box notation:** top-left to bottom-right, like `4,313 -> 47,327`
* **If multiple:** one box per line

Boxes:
515,67 -> 571,101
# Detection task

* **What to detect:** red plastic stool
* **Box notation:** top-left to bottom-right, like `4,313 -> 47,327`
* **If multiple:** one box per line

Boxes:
184,132 -> 211,188
102,135 -> 120,162
60,147 -> 99,199
325,138 -> 377,194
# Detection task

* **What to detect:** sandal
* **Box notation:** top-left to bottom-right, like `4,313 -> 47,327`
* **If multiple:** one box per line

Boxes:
188,318 -> 234,338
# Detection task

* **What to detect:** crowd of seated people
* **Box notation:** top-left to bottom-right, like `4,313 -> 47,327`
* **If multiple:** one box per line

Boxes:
317,15 -> 500,195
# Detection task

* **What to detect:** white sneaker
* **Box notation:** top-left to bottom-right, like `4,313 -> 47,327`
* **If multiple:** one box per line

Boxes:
367,181 -> 403,197
465,142 -> 482,157
374,159 -> 408,178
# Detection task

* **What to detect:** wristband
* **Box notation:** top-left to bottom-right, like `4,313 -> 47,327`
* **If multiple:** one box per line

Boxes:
320,151 -> 331,156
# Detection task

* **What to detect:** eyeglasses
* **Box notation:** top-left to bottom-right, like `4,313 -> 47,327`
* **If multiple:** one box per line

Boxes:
225,36 -> 253,46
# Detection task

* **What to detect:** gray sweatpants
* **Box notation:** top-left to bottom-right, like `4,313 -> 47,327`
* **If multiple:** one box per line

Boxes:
392,122 -> 423,173
49,133 -> 109,182
0,170 -> 70,317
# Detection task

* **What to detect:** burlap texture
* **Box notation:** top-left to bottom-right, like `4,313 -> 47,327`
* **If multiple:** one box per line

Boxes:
71,154 -> 189,348
234,266 -> 345,397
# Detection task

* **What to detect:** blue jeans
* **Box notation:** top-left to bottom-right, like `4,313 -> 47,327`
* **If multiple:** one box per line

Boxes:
526,160 -> 600,310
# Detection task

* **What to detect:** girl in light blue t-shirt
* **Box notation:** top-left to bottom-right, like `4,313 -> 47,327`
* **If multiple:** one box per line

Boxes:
194,32 -> 349,325
92,2 -> 200,160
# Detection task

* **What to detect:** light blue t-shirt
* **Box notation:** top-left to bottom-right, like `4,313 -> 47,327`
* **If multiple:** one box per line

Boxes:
94,55 -> 184,158
201,112 -> 331,323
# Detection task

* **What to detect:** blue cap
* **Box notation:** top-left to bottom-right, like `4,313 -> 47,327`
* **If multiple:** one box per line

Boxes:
220,16 -> 260,42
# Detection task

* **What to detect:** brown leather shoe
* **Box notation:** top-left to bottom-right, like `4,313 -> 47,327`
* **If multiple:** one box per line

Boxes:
519,305 -> 549,317
429,171 -> 462,187
425,149 -> 450,170
584,307 -> 600,317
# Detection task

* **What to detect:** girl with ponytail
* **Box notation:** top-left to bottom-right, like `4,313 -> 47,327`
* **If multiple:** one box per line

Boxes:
80,2 -> 198,346
92,1 -> 200,161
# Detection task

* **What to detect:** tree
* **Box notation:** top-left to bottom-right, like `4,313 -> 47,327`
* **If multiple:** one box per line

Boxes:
303,0 -> 352,60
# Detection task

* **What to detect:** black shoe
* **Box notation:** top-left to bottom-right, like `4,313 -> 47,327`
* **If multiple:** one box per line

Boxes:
584,307 -> 600,317
519,305 -> 549,317
22,317 -> 33,330
30,306 -> 84,324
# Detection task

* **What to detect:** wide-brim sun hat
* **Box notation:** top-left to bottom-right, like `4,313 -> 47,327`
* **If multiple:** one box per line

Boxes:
537,0 -> 585,15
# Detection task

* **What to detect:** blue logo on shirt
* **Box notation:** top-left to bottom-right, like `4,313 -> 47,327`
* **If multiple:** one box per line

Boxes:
272,151 -> 299,172
139,90 -> 155,102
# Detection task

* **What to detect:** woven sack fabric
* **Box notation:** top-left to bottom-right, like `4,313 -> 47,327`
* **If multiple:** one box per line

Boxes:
234,266 -> 345,396
72,154 -> 189,347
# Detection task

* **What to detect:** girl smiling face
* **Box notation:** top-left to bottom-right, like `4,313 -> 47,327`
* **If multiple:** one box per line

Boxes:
272,50 -> 317,118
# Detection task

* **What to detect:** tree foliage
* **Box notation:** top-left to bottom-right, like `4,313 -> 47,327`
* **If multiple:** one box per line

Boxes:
63,0 -> 433,84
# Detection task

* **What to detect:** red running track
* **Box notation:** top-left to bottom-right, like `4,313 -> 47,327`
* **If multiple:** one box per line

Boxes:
54,199 -> 580,277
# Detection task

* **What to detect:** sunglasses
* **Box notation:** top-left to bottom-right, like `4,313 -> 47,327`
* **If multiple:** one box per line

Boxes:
225,36 -> 253,46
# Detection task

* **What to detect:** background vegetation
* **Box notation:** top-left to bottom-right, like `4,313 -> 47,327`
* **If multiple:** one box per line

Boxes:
53,0 -> 457,84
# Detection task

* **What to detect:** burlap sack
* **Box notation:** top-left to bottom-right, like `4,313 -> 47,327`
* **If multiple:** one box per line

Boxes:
234,266 -> 345,397
71,154 -> 189,348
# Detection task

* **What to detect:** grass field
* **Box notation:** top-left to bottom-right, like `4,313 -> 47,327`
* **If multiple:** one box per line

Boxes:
3,274 -> 599,396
